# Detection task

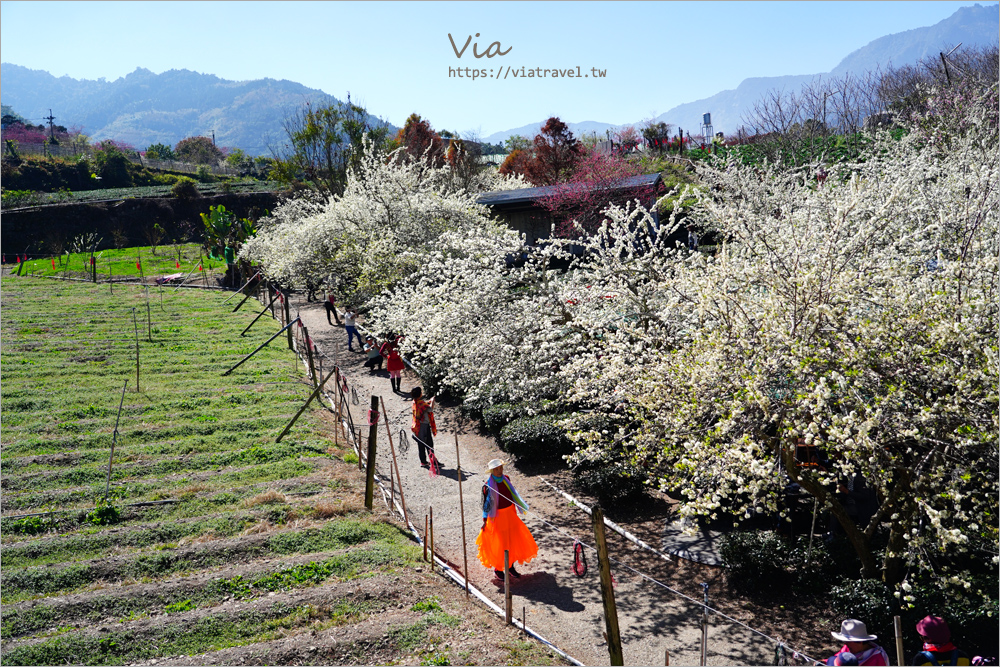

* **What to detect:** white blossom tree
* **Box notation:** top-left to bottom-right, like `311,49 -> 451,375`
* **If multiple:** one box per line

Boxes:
240,141 -> 523,305
565,83 -> 998,589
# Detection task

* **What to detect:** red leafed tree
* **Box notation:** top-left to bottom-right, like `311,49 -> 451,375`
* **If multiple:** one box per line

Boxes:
395,113 -> 445,167
498,148 -> 533,178
523,117 -> 583,186
538,147 -> 657,238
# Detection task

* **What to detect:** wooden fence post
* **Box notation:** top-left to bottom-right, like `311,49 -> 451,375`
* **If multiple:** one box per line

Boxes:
282,290 -> 292,350
381,397 -> 409,528
456,434 -> 469,598
429,506 -> 435,572
364,395 -> 378,510
592,505 -> 624,666
304,326 -> 318,388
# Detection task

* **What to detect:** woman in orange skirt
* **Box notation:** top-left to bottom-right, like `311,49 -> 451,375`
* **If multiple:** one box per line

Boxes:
477,459 -> 537,579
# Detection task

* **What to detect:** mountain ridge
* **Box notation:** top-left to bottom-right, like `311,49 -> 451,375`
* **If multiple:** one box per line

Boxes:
0,64 -> 388,156
483,2 -> 999,143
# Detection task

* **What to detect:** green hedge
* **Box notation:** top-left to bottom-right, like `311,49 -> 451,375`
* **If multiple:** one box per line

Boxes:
498,414 -> 571,458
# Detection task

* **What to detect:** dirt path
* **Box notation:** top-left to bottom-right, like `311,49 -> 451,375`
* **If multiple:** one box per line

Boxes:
287,295 -> 824,666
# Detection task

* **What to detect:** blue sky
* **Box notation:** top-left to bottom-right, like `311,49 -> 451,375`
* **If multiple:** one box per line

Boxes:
0,1 -> 987,138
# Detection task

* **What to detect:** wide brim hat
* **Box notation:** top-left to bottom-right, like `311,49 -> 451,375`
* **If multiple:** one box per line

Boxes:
487,459 -> 505,470
916,616 -> 950,644
832,619 -> 877,642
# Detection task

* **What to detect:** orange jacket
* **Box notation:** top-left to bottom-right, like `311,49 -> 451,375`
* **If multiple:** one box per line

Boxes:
411,398 -> 436,436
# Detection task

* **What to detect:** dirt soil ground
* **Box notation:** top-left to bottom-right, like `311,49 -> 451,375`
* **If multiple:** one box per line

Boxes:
287,295 -> 836,666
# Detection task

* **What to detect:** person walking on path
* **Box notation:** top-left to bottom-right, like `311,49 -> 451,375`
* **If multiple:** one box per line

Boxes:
342,307 -> 363,351
911,616 -> 970,666
410,386 -> 437,467
477,459 -> 538,581
818,620 -> 889,666
324,293 -> 341,325
387,347 -> 405,393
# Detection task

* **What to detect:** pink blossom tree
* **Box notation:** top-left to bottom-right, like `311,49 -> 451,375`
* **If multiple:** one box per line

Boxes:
537,147 -> 658,238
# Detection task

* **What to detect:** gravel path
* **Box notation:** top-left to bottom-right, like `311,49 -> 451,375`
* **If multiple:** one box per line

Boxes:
283,295 -> 795,666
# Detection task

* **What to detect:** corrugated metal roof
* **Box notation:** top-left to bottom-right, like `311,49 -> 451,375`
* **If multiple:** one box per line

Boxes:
477,172 -> 662,207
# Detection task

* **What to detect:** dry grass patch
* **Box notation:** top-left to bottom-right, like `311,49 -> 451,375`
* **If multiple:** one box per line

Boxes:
241,520 -> 277,536
312,498 -> 364,518
179,483 -> 211,495
242,490 -> 287,507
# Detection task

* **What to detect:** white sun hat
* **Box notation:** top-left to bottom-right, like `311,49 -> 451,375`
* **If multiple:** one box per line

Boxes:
831,619 -> 877,642
487,459 -> 505,470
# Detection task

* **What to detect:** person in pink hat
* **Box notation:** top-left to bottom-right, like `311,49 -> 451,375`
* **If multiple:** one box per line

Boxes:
911,615 -> 970,666
818,619 -> 889,666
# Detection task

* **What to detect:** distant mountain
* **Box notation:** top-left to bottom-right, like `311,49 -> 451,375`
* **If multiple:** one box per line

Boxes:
486,3 -> 999,141
484,120 -> 619,146
650,3 -> 998,135
0,65 -> 392,155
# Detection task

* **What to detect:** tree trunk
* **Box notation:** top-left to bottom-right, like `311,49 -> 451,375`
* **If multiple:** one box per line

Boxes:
780,444 -> 880,579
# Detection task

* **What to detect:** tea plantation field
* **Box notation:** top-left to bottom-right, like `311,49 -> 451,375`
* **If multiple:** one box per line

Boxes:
0,276 -> 560,666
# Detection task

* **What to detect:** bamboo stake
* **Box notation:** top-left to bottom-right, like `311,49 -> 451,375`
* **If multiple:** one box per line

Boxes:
241,291 -> 280,336
132,308 -> 140,392
334,367 -> 341,449
104,380 -> 128,500
429,506 -> 435,572
145,288 -> 152,342
504,550 -> 512,624
894,616 -> 904,667
222,317 -> 300,376
424,515 -> 428,561
225,270 -> 261,305
275,366 -> 337,443
380,397 -> 409,528
456,433 -> 469,597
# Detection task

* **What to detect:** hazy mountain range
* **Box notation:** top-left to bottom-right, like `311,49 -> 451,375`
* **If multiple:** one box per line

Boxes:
1,3 -> 996,155
0,66 -> 390,156
483,3 -> 999,144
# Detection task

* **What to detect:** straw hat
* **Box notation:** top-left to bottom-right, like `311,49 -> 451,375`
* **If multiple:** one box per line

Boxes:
487,459 -> 505,470
831,619 -> 877,642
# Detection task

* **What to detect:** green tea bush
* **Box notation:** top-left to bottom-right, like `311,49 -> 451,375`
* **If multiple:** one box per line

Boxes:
171,176 -> 200,199
571,459 -> 647,506
481,403 -> 523,434
498,414 -> 571,458
719,530 -> 788,594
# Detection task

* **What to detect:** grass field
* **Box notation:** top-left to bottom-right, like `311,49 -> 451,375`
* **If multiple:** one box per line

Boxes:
0,274 -> 561,666
10,243 -> 227,282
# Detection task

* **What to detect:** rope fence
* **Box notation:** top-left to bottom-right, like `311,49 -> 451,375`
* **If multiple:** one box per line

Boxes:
254,285 -> 824,666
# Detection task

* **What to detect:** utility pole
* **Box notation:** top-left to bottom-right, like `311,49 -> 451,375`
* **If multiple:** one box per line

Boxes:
45,109 -> 56,140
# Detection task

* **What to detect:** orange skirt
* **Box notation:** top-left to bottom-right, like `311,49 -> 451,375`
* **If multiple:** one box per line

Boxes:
476,505 -> 538,570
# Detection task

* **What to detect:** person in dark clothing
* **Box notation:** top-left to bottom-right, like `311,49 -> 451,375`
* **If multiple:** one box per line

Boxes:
363,336 -> 383,371
911,616 -> 970,666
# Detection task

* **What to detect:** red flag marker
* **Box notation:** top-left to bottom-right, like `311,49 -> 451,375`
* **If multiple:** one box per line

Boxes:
136,261 -> 141,270
90,257 -> 95,266
198,264 -> 203,271
52,258 -> 56,269
176,261 -> 180,269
